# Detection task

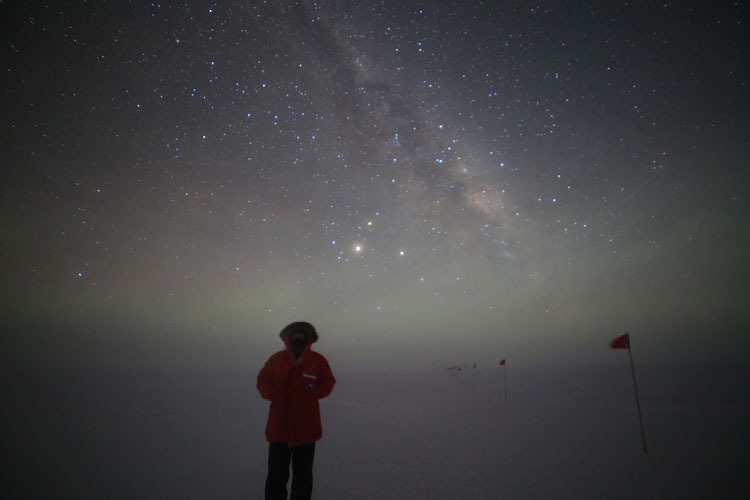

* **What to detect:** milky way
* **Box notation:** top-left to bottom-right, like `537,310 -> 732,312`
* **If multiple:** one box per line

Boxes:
3,1 -> 747,369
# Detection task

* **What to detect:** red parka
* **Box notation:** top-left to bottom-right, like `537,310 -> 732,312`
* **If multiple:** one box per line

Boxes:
257,340 -> 335,447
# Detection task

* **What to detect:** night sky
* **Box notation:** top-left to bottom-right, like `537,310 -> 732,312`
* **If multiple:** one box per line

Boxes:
3,1 -> 747,371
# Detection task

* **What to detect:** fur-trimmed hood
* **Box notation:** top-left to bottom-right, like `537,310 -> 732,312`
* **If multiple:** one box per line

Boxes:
279,321 -> 319,343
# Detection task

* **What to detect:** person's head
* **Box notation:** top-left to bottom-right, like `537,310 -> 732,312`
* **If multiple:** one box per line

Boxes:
279,321 -> 318,357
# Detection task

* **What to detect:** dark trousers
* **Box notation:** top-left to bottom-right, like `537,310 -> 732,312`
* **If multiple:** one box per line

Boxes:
265,442 -> 315,500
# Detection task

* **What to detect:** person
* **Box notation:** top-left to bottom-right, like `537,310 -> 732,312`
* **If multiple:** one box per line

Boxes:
257,321 -> 336,500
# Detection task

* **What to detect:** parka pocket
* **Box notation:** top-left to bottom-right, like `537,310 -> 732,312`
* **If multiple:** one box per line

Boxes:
266,407 -> 287,439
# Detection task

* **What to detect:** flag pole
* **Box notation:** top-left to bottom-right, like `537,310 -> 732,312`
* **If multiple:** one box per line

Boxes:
503,363 -> 507,402
499,360 -> 507,402
626,334 -> 647,454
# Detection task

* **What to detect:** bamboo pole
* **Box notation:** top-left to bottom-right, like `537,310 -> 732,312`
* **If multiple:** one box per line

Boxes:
627,338 -> 648,454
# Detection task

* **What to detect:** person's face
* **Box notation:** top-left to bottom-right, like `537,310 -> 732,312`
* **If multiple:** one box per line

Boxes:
289,331 -> 308,352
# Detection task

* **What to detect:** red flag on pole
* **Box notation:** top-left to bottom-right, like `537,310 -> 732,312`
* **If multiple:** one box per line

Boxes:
499,359 -> 506,366
610,333 -> 630,349
610,332 -> 647,454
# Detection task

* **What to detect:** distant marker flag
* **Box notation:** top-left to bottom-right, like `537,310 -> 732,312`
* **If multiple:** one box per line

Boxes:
499,359 -> 507,401
610,332 -> 647,454
610,333 -> 630,349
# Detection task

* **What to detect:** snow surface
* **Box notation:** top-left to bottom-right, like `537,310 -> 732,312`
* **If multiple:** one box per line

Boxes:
4,363 -> 749,499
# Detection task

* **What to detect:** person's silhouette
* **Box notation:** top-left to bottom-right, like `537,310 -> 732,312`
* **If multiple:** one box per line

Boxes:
257,322 -> 336,500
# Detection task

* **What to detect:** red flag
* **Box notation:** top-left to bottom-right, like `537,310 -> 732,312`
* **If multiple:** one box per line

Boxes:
499,359 -> 506,366
610,333 -> 630,349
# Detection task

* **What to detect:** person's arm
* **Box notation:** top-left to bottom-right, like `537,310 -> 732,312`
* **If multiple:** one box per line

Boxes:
314,358 -> 335,399
257,359 -> 275,400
